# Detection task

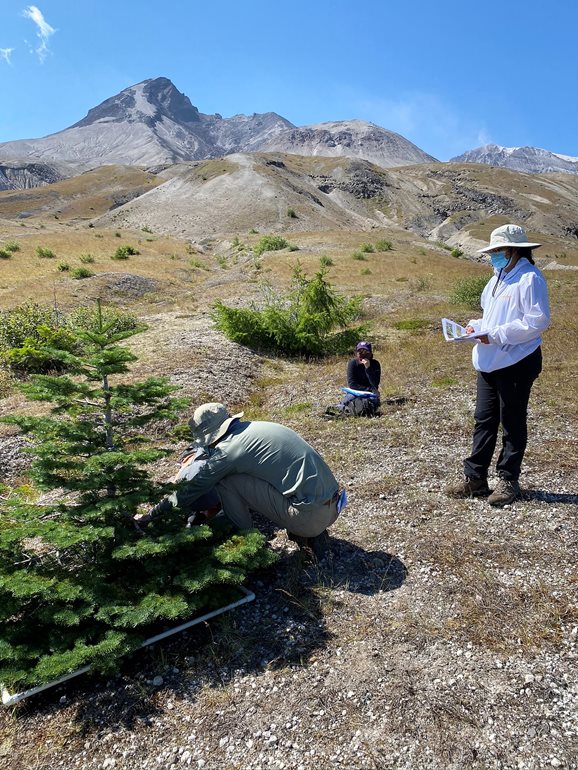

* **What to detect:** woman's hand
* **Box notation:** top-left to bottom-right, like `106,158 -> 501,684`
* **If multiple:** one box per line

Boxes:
475,334 -> 490,344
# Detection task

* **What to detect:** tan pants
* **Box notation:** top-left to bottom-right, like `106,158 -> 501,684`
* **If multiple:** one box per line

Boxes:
216,474 -> 339,537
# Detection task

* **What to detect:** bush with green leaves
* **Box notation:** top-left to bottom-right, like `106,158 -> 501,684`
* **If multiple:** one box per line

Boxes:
449,275 -> 489,309
253,235 -> 289,256
57,262 -> 70,272
4,241 -> 20,253
287,208 -> 297,219
374,239 -> 393,252
213,263 -> 367,356
0,303 -> 275,691
79,254 -> 95,264
71,267 -> 94,279
359,243 -> 375,253
352,251 -> 366,261
0,249 -> 10,260
451,247 -> 464,258
36,246 -> 56,259
0,303 -> 140,374
112,245 -> 139,260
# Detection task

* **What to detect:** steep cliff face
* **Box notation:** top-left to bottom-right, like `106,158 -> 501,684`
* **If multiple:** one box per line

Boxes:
0,161 -> 70,190
451,144 -> 578,175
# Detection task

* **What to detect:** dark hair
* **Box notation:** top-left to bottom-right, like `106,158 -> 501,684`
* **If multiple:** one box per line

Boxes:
510,246 -> 535,265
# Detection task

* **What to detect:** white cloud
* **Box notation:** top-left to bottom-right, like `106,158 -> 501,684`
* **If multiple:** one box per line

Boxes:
476,129 -> 493,148
0,48 -> 15,65
22,5 -> 56,63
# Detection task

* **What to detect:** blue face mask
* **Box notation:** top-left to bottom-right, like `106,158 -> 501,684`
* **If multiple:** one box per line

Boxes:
490,250 -> 510,270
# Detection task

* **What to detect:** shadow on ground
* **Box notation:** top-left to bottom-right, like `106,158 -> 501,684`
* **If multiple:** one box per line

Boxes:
10,534 -> 407,738
523,489 -> 578,505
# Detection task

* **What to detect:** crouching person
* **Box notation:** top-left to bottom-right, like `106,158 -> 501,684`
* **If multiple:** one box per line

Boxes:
143,403 -> 343,558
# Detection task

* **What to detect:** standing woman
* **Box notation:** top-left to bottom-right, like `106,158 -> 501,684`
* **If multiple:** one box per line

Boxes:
447,224 -> 550,506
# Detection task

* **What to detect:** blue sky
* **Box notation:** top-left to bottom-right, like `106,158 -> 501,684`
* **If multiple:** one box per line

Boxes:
0,0 -> 576,161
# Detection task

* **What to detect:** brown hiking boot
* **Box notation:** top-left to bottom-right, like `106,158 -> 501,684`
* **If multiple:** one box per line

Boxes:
488,478 -> 521,507
446,476 -> 491,499
287,530 -> 331,560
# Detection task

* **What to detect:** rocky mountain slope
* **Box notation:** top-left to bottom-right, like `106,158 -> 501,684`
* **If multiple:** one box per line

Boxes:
46,155 -> 577,253
259,119 -> 436,167
451,144 -> 578,175
0,78 -> 434,190
0,77 -> 294,172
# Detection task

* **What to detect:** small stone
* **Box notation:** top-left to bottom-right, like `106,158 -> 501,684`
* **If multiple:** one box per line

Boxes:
152,676 -> 164,687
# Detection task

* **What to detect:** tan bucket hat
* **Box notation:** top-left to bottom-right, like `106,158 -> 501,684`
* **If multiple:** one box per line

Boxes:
478,224 -> 542,253
188,402 -> 244,446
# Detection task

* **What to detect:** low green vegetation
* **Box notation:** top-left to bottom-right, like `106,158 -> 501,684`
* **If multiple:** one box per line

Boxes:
3,241 -> 20,253
112,245 -> 139,260
449,275 -> 488,309
71,267 -> 94,279
352,251 -> 366,261
319,256 -> 334,267
359,243 -> 375,253
0,303 -> 140,375
451,247 -> 464,258
287,208 -> 297,219
79,253 -> 95,264
374,239 -> 393,252
0,249 -> 11,260
36,246 -> 56,259
213,264 -> 367,356
253,235 -> 290,256
57,262 -> 70,272
393,318 -> 430,331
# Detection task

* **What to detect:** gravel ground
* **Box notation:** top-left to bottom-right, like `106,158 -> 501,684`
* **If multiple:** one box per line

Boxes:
1,318 -> 577,770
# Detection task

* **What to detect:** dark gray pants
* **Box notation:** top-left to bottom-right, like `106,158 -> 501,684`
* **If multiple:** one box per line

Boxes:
464,347 -> 542,481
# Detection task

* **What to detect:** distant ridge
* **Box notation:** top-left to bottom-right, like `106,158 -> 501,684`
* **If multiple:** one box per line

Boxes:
0,78 -> 435,188
450,144 -> 578,175
260,119 -> 436,168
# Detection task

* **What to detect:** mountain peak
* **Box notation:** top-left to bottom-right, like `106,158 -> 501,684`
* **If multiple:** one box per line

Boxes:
72,77 -> 200,129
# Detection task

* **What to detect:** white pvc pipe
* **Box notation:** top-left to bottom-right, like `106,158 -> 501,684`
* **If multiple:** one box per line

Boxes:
1,586 -> 255,706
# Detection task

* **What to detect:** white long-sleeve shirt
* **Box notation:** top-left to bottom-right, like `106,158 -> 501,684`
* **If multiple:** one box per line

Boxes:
468,258 -> 550,373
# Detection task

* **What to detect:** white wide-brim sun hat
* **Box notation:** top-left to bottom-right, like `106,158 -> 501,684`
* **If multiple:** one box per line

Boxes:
477,224 -> 542,253
188,402 -> 244,446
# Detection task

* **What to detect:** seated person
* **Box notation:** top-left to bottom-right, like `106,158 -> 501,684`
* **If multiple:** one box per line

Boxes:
329,341 -> 380,415
346,341 -> 381,398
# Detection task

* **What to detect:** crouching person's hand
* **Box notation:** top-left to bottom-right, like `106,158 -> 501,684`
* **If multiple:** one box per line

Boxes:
133,498 -> 174,530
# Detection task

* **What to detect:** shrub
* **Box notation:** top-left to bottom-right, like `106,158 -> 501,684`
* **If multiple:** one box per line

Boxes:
57,262 -> 70,272
449,275 -> 488,309
115,231 -> 121,238
4,241 -> 20,253
287,208 -> 297,219
451,247 -> 464,258
112,245 -> 139,260
36,246 -> 56,259
141,225 -> 153,233
319,256 -> 334,267
360,243 -> 375,253
79,254 -> 95,264
213,263 -> 367,356
352,251 -> 366,261
0,249 -> 10,259
253,235 -> 289,256
71,267 -> 94,279
0,304 -> 140,375
361,268 -> 372,275
374,239 -> 393,252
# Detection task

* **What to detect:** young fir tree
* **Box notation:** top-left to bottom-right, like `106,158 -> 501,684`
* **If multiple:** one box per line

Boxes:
0,302 -> 274,692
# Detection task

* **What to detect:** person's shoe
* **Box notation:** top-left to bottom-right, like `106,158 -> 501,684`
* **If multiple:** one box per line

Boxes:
488,478 -> 521,507
287,530 -> 331,560
446,476 -> 491,499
